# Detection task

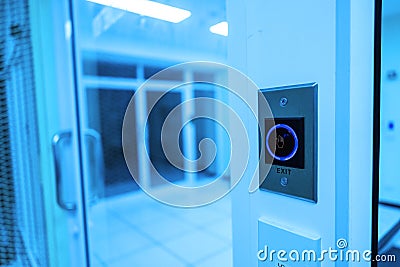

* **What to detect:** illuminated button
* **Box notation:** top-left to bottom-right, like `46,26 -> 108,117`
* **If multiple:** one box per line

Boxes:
266,124 -> 298,161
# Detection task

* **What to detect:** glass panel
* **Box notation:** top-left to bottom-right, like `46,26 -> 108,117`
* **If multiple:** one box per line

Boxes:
378,0 -> 400,259
0,1 -> 48,265
73,1 -> 232,266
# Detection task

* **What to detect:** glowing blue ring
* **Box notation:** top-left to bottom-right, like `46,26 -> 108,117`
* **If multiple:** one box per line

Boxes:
266,124 -> 298,161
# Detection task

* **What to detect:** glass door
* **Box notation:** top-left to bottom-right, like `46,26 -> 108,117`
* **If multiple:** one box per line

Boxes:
71,1 -> 233,266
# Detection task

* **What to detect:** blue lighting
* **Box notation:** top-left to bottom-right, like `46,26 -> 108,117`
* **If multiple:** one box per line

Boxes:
388,121 -> 395,130
266,124 -> 299,161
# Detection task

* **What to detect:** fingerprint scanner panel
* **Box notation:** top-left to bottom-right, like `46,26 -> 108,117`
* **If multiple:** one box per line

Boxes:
259,83 -> 317,202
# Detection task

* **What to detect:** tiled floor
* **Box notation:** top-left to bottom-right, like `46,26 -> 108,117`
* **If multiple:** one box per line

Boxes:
88,187 -> 233,267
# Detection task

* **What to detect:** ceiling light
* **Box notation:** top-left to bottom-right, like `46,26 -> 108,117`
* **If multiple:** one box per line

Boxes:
87,0 -> 192,23
209,21 -> 228,37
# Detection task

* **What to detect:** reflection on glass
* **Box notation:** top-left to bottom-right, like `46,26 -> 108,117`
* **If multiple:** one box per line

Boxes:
74,0 -> 232,266
378,0 -> 400,261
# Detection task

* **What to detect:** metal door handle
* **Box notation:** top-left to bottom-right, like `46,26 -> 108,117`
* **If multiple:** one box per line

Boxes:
52,131 -> 77,211
84,129 -> 105,203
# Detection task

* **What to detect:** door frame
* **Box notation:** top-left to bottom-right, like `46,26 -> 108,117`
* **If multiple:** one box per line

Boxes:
29,0 -> 89,266
371,0 -> 382,265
